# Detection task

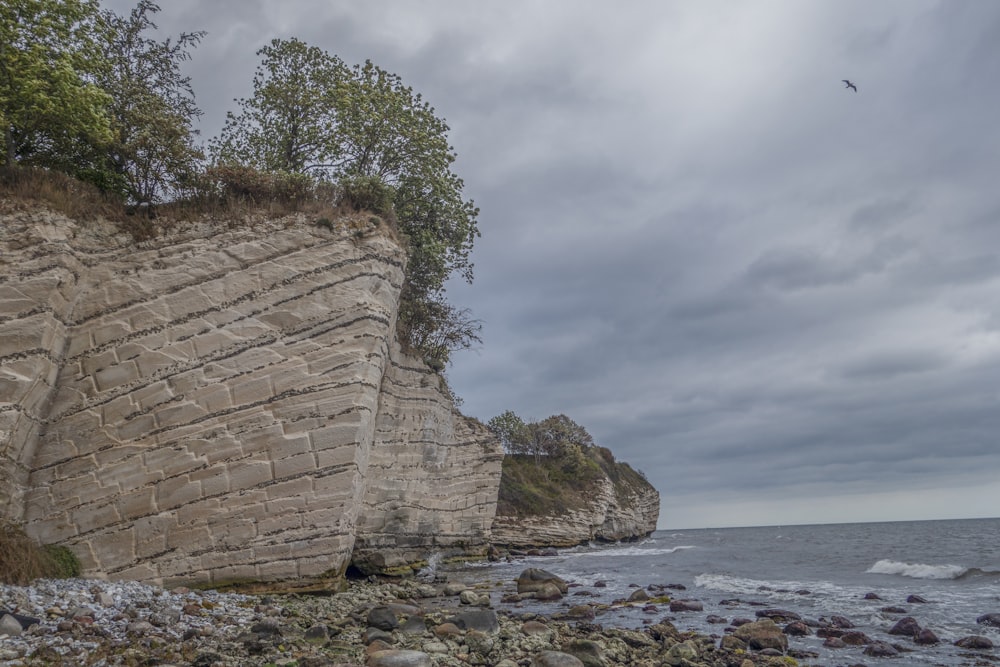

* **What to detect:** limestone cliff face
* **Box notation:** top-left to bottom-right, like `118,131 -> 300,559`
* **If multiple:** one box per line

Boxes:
0,209 -> 502,588
490,458 -> 660,548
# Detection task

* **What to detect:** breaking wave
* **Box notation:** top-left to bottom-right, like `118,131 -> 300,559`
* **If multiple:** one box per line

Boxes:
866,559 -> 967,580
565,545 -> 696,559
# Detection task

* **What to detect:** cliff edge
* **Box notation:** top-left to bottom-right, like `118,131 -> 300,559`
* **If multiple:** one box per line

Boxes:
0,209 -> 503,589
490,446 -> 659,548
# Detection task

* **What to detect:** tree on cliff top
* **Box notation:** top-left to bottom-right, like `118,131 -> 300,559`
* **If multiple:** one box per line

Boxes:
0,0 -> 111,169
96,0 -> 205,204
212,39 -> 480,368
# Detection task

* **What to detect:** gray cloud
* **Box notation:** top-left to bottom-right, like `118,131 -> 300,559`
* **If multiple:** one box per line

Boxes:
104,0 -> 1000,528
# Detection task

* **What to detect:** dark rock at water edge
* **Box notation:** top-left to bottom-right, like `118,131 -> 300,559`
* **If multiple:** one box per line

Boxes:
976,613 -> 1000,627
955,635 -> 994,649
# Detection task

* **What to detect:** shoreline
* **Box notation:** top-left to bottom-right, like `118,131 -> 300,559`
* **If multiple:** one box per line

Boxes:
0,569 -> 792,667
2,559 -> 997,667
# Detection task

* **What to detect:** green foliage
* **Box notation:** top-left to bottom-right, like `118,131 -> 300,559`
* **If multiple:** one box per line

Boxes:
338,174 -> 395,215
494,412 -> 653,518
197,164 -> 318,205
96,0 -> 205,204
487,410 -> 529,454
211,40 -> 481,367
41,544 -> 82,578
0,0 -> 112,169
211,38 -> 346,173
0,521 -> 80,584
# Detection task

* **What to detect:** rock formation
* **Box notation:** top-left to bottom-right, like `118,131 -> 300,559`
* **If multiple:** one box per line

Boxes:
491,454 -> 659,548
0,209 -> 503,588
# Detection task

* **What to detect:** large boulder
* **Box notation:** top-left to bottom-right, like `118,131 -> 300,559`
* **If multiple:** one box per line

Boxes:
976,613 -> 1000,627
517,568 -> 569,595
888,616 -> 921,636
733,619 -> 789,652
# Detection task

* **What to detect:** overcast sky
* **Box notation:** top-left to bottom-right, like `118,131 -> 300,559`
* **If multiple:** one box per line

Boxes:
105,0 -> 1000,529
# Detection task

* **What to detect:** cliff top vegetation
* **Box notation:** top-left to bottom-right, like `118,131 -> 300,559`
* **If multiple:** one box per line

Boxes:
488,412 -> 652,517
0,0 -> 479,369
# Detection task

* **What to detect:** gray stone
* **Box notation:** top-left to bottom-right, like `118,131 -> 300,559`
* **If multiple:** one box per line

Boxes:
564,639 -> 604,667
0,615 -> 22,637
367,649 -> 433,667
368,606 -> 399,631
530,651 -> 585,667
450,609 -> 499,634
955,635 -> 993,649
864,640 -> 900,657
516,569 -> 569,595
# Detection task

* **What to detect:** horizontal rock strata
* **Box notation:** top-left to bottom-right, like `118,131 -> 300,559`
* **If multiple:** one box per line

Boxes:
0,210 -> 502,587
491,474 -> 659,548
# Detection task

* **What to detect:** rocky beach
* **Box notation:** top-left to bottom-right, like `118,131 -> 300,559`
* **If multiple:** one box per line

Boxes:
5,554 -> 998,667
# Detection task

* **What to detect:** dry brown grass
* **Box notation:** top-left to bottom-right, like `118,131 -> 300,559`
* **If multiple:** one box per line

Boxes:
0,521 -> 55,585
0,166 -> 403,246
0,167 -> 125,223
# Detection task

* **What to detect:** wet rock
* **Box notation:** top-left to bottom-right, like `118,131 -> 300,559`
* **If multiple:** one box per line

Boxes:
783,621 -> 811,636
976,613 -> 1000,627
840,631 -> 870,645
530,650 -> 585,667
368,606 -> 399,631
442,582 -> 468,596
367,649 -> 433,667
863,591 -> 881,600
881,605 -> 908,614
706,614 -> 728,624
517,569 -> 569,595
888,616 -> 921,636
755,608 -> 800,622
459,590 -> 490,606
593,580 -> 607,588
915,628 -> 939,645
955,635 -> 994,649
823,637 -> 846,649
565,605 -> 595,621
733,619 -> 789,652
864,640 -> 900,657
829,615 -> 854,628
719,634 -> 746,651
627,588 -> 650,603
906,594 -> 929,603
533,582 -> 565,601
668,599 -> 703,612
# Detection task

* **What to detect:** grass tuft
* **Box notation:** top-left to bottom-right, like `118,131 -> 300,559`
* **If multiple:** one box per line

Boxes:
0,521 -> 81,585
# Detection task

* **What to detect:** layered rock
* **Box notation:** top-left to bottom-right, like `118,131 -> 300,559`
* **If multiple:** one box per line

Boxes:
491,460 -> 659,548
0,209 -> 502,588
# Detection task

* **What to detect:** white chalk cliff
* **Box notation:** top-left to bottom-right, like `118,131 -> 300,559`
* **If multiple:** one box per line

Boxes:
0,209 -> 502,589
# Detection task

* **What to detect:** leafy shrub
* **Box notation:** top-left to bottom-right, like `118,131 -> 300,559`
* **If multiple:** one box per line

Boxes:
196,164 -> 318,205
42,544 -> 82,578
337,174 -> 395,215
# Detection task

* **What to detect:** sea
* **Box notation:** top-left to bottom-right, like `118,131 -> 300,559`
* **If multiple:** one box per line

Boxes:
450,517 -> 1000,666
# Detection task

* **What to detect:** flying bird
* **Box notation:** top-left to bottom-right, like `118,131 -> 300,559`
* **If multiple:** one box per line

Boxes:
843,79 -> 858,92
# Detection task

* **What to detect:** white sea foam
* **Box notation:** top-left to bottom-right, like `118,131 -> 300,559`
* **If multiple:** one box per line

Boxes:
866,559 -> 968,580
562,545 -> 696,559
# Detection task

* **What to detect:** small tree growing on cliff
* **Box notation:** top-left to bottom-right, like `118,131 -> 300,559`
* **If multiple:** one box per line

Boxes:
96,0 -> 205,204
0,0 -> 111,169
211,40 -> 481,369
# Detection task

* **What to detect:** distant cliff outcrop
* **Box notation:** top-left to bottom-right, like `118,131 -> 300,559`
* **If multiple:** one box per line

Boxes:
0,209 -> 502,589
490,446 -> 659,548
